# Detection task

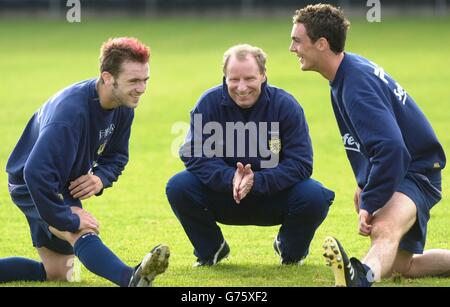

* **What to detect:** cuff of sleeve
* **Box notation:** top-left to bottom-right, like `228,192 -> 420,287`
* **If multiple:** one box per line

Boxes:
360,199 -> 382,215
252,172 -> 265,195
93,170 -> 111,190
67,214 -> 81,233
224,168 -> 235,192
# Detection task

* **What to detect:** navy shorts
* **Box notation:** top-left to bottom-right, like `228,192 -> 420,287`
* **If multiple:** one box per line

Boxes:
397,171 -> 442,254
7,180 -> 75,255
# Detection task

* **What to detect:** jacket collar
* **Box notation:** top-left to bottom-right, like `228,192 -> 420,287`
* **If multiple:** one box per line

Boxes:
330,52 -> 347,88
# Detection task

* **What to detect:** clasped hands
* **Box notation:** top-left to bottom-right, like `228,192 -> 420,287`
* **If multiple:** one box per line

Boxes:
232,162 -> 254,204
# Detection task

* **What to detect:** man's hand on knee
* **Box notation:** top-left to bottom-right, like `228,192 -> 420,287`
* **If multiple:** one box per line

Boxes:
71,206 -> 100,234
359,209 -> 373,237
49,207 -> 100,243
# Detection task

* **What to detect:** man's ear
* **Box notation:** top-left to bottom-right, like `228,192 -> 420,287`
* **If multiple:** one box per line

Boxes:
101,71 -> 114,86
316,37 -> 330,52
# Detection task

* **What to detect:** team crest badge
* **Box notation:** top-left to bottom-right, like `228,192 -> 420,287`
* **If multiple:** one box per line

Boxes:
269,138 -> 281,155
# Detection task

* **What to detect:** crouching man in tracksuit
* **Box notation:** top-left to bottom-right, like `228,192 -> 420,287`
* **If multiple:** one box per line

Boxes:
166,44 -> 335,267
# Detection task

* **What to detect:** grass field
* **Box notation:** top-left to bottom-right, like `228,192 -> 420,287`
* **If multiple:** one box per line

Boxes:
0,15 -> 449,287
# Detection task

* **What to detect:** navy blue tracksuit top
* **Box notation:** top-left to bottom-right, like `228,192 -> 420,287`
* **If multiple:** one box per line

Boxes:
330,52 -> 446,214
180,79 -> 313,195
6,79 -> 134,232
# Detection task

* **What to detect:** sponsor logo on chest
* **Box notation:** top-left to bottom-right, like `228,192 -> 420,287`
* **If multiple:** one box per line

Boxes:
99,124 -> 115,141
343,133 -> 361,153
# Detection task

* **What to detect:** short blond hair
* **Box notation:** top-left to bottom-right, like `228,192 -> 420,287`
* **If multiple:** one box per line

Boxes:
223,44 -> 267,75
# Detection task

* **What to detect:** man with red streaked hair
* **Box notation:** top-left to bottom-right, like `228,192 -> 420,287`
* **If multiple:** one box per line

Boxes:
1,37 -> 169,287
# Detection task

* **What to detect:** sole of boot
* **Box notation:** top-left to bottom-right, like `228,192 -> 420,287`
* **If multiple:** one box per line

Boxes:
323,236 -> 347,287
137,245 -> 170,287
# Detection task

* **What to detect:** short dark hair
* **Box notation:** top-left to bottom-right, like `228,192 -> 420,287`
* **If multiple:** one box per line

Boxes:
99,37 -> 150,79
293,4 -> 350,54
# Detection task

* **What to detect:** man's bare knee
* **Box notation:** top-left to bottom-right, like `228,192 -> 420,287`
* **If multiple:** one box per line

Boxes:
371,222 -> 402,243
49,226 -> 98,246
69,228 -> 99,247
391,250 -> 414,277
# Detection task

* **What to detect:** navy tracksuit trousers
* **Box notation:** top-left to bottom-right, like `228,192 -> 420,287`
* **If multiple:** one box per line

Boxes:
166,170 -> 334,262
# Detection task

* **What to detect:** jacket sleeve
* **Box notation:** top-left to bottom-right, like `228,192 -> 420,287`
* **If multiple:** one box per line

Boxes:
252,101 -> 313,195
330,95 -> 370,189
93,111 -> 133,191
345,88 -> 411,214
180,108 -> 235,193
23,123 -> 81,233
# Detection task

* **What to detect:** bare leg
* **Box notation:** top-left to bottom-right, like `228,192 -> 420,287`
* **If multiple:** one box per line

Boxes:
49,226 -> 97,246
362,192 -> 417,282
392,249 -> 450,278
36,247 -> 74,282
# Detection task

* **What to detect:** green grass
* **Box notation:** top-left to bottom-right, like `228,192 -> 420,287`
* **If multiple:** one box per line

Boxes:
0,16 -> 449,287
